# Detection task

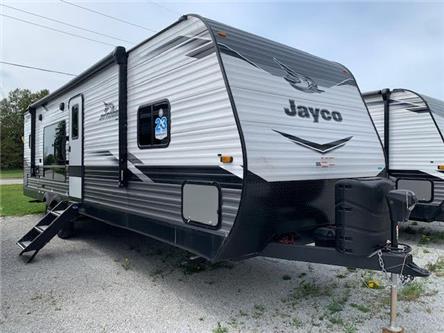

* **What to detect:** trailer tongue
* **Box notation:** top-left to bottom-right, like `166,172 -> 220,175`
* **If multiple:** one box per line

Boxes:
261,178 -> 429,278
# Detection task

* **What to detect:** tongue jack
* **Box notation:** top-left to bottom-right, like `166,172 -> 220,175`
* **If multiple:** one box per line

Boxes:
383,189 -> 417,333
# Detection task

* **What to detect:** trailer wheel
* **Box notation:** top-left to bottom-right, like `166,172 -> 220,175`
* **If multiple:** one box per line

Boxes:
57,221 -> 75,239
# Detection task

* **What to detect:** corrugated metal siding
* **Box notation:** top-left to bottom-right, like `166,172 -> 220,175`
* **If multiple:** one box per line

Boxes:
29,63 -> 120,197
204,19 -> 385,182
23,113 -> 31,166
388,90 -> 444,179
82,17 -> 243,237
363,92 -> 385,146
434,181 -> 444,204
365,89 -> 444,206
27,177 -> 68,196
23,112 -> 31,186
421,94 -> 444,137
127,17 -> 242,170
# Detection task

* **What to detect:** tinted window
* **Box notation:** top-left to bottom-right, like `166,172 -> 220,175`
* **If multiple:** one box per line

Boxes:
71,104 -> 79,140
43,121 -> 66,166
138,101 -> 170,148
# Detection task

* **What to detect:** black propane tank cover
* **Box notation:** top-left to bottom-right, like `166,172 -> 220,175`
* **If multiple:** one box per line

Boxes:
335,178 -> 394,256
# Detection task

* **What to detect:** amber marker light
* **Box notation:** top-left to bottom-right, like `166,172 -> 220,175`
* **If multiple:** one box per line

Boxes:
217,31 -> 227,38
219,155 -> 233,163
438,165 -> 444,171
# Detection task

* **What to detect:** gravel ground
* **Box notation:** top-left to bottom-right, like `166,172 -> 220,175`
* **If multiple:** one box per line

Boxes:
1,215 -> 443,333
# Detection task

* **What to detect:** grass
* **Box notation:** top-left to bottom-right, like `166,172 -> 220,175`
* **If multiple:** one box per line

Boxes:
0,168 -> 23,179
399,281 -> 425,301
121,258 -> 131,270
419,231 -> 444,245
327,300 -> 344,314
350,303 -> 370,313
252,304 -> 266,319
426,257 -> 444,277
290,317 -> 303,328
0,184 -> 44,216
212,322 -> 228,333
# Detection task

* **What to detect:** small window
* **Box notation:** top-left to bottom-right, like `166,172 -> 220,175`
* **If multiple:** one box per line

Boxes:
182,182 -> 221,228
71,104 -> 79,140
397,179 -> 433,203
138,101 -> 170,148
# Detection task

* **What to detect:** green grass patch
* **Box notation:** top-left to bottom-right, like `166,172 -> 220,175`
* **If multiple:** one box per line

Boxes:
426,257 -> 444,277
0,168 -> 23,179
0,184 -> 44,216
350,303 -> 370,313
327,300 -> 344,314
419,231 -> 444,245
399,281 -> 425,301
213,322 -> 228,333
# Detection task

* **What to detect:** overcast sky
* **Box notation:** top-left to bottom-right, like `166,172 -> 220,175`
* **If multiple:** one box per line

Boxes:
1,0 -> 443,99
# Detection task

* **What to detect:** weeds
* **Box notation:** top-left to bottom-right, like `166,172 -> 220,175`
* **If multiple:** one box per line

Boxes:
328,299 -> 346,314
350,303 -> 370,313
282,274 -> 292,281
399,281 -> 425,301
213,322 -> 228,333
419,231 -> 444,245
426,257 -> 444,277
327,314 -> 344,326
121,258 -> 130,270
343,322 -> 357,333
252,304 -> 266,319
290,317 -> 303,328
180,260 -> 234,275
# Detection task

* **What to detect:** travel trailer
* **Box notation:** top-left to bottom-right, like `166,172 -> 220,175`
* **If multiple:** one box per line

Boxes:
363,89 -> 444,222
18,14 -> 427,279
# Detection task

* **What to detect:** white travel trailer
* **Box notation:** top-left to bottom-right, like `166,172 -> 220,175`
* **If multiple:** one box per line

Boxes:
363,89 -> 444,222
18,14 -> 427,279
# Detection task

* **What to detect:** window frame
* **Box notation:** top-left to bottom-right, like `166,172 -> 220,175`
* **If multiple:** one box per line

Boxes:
71,103 -> 79,140
137,99 -> 171,149
396,178 -> 434,203
42,120 -> 67,181
181,181 -> 222,230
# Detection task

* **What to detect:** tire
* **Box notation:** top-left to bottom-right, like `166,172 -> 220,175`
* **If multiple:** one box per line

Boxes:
57,220 -> 75,239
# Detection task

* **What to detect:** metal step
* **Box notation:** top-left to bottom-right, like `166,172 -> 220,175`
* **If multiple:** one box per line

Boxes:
35,225 -> 49,233
17,240 -> 32,250
16,201 -> 80,262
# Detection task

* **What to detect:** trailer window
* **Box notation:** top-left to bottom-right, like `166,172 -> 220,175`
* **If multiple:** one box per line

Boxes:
43,121 -> 67,181
71,104 -> 79,140
182,182 -> 221,228
397,179 -> 433,203
138,101 -> 170,148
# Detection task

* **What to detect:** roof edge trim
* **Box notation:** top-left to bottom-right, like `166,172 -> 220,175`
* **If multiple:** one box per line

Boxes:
29,46 -> 126,110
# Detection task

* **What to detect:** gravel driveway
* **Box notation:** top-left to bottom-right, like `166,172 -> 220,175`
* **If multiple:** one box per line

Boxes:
1,215 -> 443,333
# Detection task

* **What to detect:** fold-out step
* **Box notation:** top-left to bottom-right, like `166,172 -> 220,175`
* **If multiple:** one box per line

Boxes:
16,201 -> 80,262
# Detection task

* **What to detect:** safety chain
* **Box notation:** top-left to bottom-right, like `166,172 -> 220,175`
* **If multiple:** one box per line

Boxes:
376,248 -> 414,286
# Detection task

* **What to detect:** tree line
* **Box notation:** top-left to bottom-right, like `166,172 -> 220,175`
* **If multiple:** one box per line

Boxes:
1,88 -> 49,169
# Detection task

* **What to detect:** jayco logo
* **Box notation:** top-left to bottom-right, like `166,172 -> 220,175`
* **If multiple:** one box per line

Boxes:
99,102 -> 119,121
284,99 -> 343,122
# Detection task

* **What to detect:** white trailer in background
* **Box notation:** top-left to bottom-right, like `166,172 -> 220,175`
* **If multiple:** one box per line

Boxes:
364,89 -> 444,222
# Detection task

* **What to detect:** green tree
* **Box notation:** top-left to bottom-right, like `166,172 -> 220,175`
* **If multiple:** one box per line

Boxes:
0,88 -> 49,169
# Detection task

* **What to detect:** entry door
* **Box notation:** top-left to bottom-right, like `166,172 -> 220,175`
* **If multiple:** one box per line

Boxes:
68,95 -> 83,199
